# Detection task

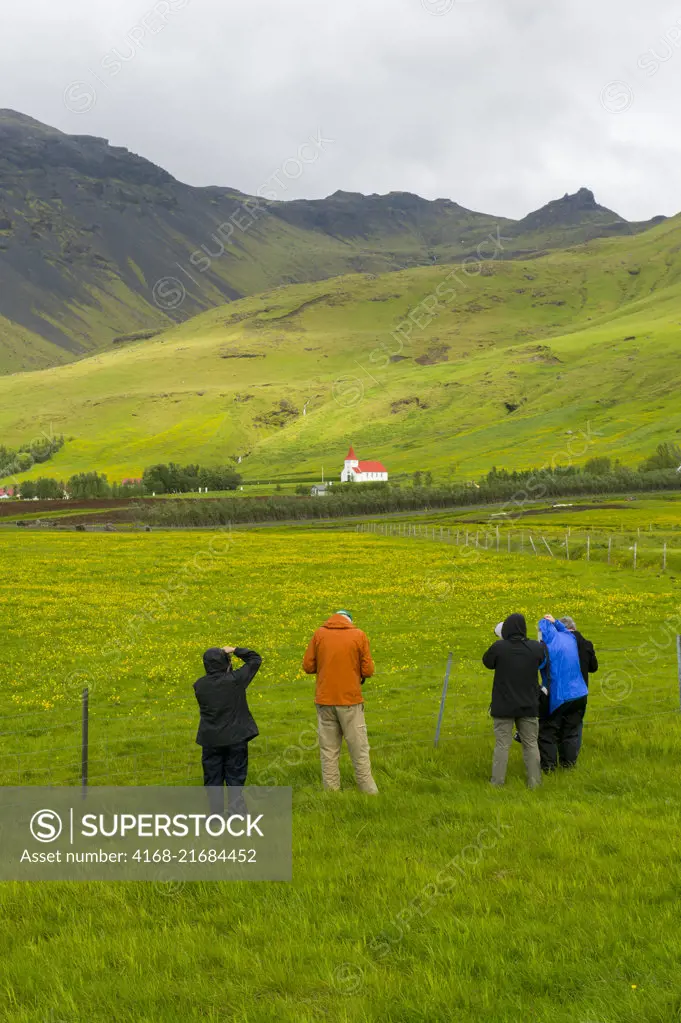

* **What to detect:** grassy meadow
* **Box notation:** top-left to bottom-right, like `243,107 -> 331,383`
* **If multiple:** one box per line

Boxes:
2,213 -> 681,486
352,493 -> 681,574
1,527 -> 681,1022
377,492 -> 681,534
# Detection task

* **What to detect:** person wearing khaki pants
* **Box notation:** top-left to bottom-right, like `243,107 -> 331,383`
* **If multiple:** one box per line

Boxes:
317,704 -> 376,792
482,613 -> 546,790
492,717 -> 541,789
303,610 -> 379,794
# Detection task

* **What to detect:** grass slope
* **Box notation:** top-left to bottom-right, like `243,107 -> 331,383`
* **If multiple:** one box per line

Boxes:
1,528 -> 680,1022
2,215 -> 681,482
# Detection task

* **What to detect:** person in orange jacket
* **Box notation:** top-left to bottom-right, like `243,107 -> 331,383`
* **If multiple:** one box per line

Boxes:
302,610 -> 379,794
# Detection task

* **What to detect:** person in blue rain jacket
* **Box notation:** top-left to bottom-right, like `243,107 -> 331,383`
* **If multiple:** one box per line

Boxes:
537,615 -> 588,771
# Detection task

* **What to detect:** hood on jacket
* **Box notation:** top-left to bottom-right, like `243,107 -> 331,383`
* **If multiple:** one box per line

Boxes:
323,614 -> 356,630
203,647 -> 232,674
501,613 -> 527,640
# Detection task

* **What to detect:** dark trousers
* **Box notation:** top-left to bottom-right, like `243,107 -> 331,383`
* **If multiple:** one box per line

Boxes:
201,742 -> 249,815
539,697 -> 587,771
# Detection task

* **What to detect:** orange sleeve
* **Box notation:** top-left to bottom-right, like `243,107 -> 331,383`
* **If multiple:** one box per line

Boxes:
360,633 -> 375,679
302,632 -> 318,675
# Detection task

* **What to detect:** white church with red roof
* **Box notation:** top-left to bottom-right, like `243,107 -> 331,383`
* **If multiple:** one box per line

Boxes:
340,446 -> 389,483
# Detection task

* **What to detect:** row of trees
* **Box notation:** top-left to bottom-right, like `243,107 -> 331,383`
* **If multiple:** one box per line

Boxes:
18,473 -> 145,500
12,464 -> 243,500
0,435 -> 64,479
141,464 -> 242,494
482,448 -> 681,485
637,443 -> 681,473
122,464 -> 681,527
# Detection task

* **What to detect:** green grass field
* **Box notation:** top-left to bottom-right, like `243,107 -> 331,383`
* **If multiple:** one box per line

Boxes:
386,493 -> 681,533
2,213 -> 681,486
353,492 -> 681,575
1,527 -> 681,1022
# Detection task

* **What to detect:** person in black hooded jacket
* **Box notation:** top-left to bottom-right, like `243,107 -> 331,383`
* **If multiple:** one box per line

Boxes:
194,645 -> 262,811
482,613 -> 545,789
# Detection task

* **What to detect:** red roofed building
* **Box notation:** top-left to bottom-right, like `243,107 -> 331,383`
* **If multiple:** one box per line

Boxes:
341,445 -> 389,483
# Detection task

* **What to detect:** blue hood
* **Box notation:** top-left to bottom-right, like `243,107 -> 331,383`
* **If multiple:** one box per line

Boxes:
538,619 -> 588,713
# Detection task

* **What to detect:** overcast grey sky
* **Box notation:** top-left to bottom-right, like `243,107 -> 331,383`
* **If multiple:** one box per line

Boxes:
1,0 -> 679,220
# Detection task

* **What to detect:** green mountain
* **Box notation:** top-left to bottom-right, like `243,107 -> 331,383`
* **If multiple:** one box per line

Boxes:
0,110 -> 666,373
1,213 -> 680,483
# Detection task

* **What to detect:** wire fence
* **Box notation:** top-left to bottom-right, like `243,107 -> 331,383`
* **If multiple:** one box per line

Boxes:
1,642 -> 679,788
0,665 -> 448,787
356,521 -> 681,572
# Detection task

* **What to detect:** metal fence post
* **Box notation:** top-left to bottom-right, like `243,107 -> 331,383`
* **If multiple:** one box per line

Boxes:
81,687 -> 89,797
434,652 -> 454,748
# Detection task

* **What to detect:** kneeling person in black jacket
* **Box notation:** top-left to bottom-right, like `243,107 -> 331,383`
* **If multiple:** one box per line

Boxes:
483,614 -> 546,790
194,645 -> 262,812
